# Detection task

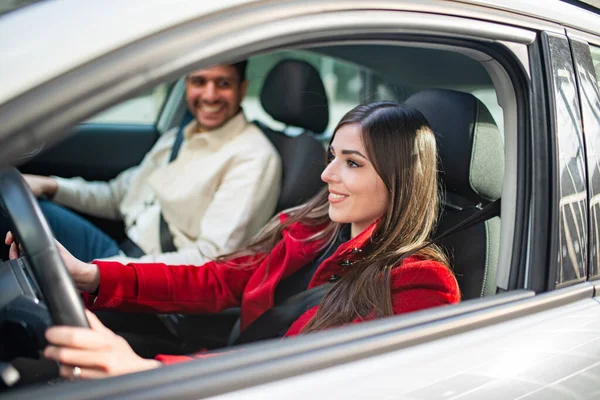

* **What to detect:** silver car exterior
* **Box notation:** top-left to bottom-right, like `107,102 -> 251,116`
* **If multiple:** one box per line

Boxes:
1,0 -> 600,399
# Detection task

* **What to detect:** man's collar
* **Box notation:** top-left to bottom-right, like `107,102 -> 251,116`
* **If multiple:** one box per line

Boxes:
183,110 -> 248,144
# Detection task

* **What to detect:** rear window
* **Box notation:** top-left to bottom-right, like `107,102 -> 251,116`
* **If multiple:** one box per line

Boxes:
591,44 -> 600,85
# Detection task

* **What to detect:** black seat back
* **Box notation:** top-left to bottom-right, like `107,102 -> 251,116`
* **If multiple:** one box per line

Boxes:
257,59 -> 328,212
406,89 -> 504,299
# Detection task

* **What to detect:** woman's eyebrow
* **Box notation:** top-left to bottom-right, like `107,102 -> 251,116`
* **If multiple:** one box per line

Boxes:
341,149 -> 367,159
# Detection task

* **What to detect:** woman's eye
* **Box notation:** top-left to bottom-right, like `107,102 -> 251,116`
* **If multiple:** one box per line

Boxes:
327,152 -> 334,163
347,159 -> 361,168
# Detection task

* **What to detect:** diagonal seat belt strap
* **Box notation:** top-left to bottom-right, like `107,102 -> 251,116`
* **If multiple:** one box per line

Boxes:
159,112 -> 192,253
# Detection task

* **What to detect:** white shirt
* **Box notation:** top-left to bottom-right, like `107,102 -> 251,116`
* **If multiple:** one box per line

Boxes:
52,112 -> 282,265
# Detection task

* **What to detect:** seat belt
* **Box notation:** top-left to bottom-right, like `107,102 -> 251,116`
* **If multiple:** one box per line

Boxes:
159,112 -> 193,253
119,113 -> 192,258
155,112 -> 194,337
228,198 -> 501,346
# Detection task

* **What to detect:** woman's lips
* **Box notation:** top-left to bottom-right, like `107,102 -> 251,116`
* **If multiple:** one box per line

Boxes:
328,191 -> 348,204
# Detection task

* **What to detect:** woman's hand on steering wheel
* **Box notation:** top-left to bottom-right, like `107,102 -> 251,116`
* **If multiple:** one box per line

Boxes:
5,231 -> 101,293
44,309 -> 161,379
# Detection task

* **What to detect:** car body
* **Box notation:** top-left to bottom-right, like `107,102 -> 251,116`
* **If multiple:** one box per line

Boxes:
1,0 -> 600,398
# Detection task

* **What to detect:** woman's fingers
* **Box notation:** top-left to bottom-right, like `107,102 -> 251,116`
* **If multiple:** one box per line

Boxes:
9,242 -> 19,259
85,310 -> 112,334
6,231 -> 18,259
44,314 -> 161,379
45,346 -> 111,370
6,231 -> 24,259
58,364 -> 107,380
45,326 -> 112,350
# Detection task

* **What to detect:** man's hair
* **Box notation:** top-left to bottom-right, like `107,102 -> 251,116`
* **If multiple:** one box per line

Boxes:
232,60 -> 248,82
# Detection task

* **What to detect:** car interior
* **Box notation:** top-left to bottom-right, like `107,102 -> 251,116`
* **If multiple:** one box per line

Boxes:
1,42 -> 510,388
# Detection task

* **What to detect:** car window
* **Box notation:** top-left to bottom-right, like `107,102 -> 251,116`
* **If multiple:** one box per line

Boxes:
547,35 -> 588,287
573,41 -> 600,280
85,82 -> 173,125
243,50 -> 391,135
591,44 -> 600,85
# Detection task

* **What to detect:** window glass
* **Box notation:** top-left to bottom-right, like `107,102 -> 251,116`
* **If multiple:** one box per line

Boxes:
591,44 -> 600,85
85,83 -> 172,125
574,43 -> 600,279
547,35 -> 588,286
243,50 -> 392,135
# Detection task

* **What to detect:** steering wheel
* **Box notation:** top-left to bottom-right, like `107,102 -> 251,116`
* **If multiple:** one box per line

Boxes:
0,167 -> 89,328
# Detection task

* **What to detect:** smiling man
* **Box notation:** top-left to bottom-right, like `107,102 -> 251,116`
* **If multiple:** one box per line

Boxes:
16,61 -> 282,265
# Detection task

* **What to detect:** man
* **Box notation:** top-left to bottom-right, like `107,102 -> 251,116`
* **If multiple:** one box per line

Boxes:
18,61 -> 282,264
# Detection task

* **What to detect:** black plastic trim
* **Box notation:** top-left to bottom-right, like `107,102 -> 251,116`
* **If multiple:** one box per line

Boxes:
524,34 -> 557,293
539,31 -> 562,292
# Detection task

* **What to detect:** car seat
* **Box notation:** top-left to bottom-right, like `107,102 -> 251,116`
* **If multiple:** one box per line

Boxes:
254,58 -> 328,211
405,89 -> 504,299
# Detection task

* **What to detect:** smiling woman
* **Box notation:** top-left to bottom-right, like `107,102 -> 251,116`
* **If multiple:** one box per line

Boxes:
324,123 -> 389,239
4,101 -> 459,379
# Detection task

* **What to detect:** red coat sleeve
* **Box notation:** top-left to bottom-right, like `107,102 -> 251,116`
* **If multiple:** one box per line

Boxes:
389,259 -> 460,314
85,254 -> 264,314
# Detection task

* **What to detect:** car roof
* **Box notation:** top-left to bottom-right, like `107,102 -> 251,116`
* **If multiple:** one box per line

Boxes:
0,0 -> 598,107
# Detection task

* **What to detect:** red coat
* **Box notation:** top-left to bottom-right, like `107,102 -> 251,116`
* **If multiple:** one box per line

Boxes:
87,215 -> 460,364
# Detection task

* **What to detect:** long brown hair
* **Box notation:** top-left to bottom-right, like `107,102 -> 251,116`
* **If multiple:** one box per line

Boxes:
221,102 -> 450,332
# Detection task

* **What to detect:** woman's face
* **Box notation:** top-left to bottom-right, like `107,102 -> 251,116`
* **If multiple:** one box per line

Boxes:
321,123 -> 389,238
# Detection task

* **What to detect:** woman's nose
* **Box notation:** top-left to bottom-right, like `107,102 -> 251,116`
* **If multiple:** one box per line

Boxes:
321,161 -> 339,183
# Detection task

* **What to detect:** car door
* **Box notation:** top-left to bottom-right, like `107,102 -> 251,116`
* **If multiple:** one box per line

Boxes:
150,24 -> 597,400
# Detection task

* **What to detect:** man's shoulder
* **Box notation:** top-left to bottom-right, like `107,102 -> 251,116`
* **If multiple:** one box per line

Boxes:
233,120 -> 280,158
148,126 -> 178,152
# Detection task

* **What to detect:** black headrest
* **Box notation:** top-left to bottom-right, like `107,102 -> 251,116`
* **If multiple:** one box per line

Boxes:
405,89 -> 504,204
255,121 -> 325,211
260,59 -> 329,134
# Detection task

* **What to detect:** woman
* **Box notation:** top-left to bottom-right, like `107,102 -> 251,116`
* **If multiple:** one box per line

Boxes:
6,101 -> 460,379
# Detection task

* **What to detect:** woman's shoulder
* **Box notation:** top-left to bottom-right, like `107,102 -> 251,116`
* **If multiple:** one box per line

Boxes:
278,212 -> 328,238
389,256 -> 460,301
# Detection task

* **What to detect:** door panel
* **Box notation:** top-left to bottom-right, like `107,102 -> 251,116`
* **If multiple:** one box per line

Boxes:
206,290 -> 600,400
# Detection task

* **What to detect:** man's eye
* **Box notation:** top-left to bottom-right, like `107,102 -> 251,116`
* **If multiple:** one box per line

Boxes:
190,78 -> 206,87
216,79 -> 233,88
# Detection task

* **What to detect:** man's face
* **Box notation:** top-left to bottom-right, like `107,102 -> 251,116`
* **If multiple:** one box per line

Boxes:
185,65 -> 248,132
